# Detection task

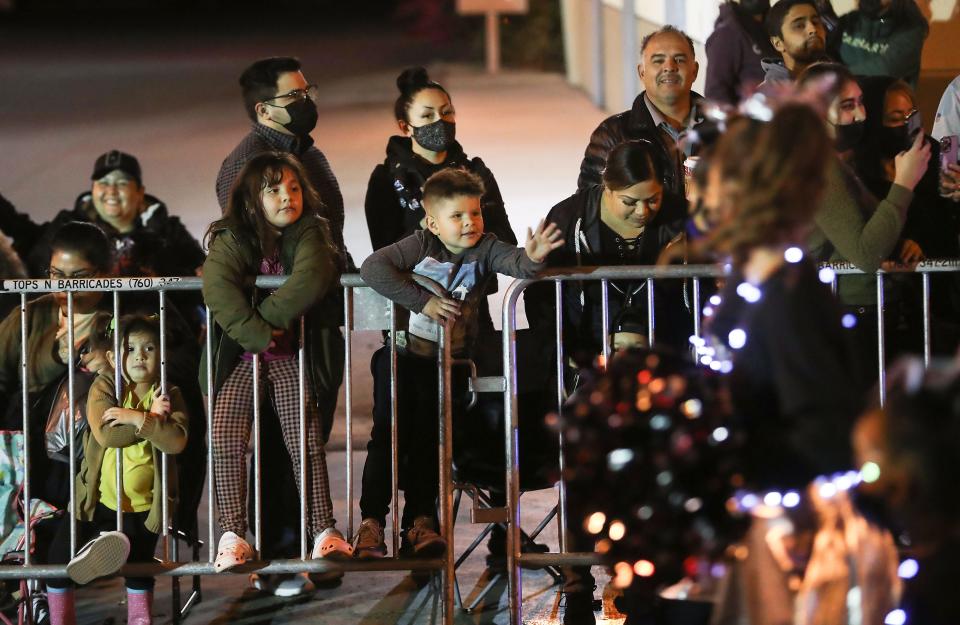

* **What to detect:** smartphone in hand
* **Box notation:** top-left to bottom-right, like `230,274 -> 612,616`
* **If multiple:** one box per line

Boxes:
906,110 -> 924,141
941,135 -> 959,173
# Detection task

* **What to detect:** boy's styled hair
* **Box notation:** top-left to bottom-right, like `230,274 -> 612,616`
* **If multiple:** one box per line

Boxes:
239,56 -> 302,122
765,0 -> 819,38
49,221 -> 112,273
422,169 -> 485,209
205,151 -> 326,258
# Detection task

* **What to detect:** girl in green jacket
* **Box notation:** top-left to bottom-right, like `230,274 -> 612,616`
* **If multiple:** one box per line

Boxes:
202,152 -> 351,575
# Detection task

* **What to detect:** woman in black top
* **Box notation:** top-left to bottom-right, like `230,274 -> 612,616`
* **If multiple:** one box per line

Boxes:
364,67 -> 516,251
527,139 -> 690,364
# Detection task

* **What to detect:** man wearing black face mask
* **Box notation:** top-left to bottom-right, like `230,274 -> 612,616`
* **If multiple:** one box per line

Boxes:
215,56 -> 348,597
838,0 -> 929,88
705,0 -> 778,105
216,56 -> 350,264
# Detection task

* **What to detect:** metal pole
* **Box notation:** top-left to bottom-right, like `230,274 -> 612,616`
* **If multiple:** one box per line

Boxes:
298,316 -> 308,560
159,291 -> 170,561
554,281 -> 568,554
876,274 -> 886,407
205,307 -> 215,563
692,278 -> 701,360
20,294 -> 31,566
502,279 -> 529,625
620,0 -> 637,110
436,324 -> 454,625
66,292 -> 77,557
600,280 -> 610,367
922,272 -> 931,368
590,0 -> 605,108
252,354 -> 262,554
646,277 -> 655,347
485,10 -> 500,74
113,293 -> 123,532
389,303 -> 400,558
344,287 -> 355,540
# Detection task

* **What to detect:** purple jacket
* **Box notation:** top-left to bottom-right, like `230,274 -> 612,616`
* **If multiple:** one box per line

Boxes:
705,3 -> 777,105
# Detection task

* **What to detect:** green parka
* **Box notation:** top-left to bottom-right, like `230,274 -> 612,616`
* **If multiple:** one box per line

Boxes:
199,215 -> 344,434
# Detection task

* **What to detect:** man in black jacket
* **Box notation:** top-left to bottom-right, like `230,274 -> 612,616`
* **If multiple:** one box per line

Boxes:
578,25 -> 704,196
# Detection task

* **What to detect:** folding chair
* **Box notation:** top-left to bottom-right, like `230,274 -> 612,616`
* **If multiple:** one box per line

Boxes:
449,330 -> 564,613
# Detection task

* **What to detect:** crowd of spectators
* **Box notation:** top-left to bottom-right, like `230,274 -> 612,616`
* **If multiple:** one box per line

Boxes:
0,1 -> 959,623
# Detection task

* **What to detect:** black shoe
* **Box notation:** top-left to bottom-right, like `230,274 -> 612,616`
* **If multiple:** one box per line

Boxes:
562,590 -> 597,625
486,525 -> 549,569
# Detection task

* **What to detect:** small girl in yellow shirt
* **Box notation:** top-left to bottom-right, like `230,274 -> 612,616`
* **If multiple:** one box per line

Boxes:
45,314 -> 188,625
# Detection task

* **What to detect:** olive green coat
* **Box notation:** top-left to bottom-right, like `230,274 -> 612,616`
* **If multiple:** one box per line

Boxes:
199,215 -> 344,432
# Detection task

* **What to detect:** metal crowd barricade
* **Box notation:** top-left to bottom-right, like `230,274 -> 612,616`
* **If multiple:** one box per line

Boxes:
1,257 -> 959,625
0,274 -> 453,625
497,259 -> 960,625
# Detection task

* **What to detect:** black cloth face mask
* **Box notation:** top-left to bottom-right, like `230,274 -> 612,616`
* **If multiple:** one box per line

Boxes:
411,119 -> 456,153
834,120 -> 866,152
877,124 -> 911,159
277,98 -> 318,137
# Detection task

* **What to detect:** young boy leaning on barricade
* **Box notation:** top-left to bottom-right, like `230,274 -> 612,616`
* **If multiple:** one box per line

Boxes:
356,169 -> 563,561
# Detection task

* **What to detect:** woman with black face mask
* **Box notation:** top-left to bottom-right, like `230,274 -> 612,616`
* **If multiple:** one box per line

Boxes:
854,76 -> 960,356
838,0 -> 929,88
798,63 -> 931,388
357,67 -> 525,563
364,66 -> 516,252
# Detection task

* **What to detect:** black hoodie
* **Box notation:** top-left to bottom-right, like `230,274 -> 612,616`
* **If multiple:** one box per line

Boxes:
364,136 -> 516,252
705,2 -> 777,104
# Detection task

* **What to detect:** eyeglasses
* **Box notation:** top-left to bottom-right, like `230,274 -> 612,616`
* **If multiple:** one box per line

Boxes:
49,268 -> 97,280
262,85 -> 319,105
885,108 -> 918,125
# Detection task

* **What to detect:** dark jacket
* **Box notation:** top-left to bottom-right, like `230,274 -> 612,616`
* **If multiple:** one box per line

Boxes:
0,192 -> 203,282
839,7 -> 929,87
525,185 -> 691,358
216,124 -> 350,267
705,3 -> 777,104
200,214 -> 344,433
577,92 -> 705,195
364,136 -> 517,251
707,261 -> 860,489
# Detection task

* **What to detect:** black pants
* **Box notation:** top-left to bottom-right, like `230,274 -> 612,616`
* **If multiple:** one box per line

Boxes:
46,502 -> 158,591
359,347 -> 466,530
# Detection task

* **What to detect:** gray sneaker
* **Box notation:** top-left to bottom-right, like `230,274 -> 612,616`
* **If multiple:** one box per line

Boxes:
352,518 -> 387,559
66,531 -> 130,584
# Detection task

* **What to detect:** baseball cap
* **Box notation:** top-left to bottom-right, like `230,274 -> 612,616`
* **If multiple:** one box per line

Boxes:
91,150 -> 142,185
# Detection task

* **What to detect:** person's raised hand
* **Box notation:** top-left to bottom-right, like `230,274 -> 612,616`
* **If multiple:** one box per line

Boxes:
893,131 -> 931,191
524,220 -> 564,263
421,296 -> 461,323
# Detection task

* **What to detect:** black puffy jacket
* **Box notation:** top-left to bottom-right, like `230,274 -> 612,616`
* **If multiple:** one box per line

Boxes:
577,91 -> 705,195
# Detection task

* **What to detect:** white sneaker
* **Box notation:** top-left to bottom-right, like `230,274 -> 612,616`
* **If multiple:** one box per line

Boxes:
273,572 -> 316,597
311,527 -> 353,560
66,531 -> 130,584
214,531 -> 254,573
